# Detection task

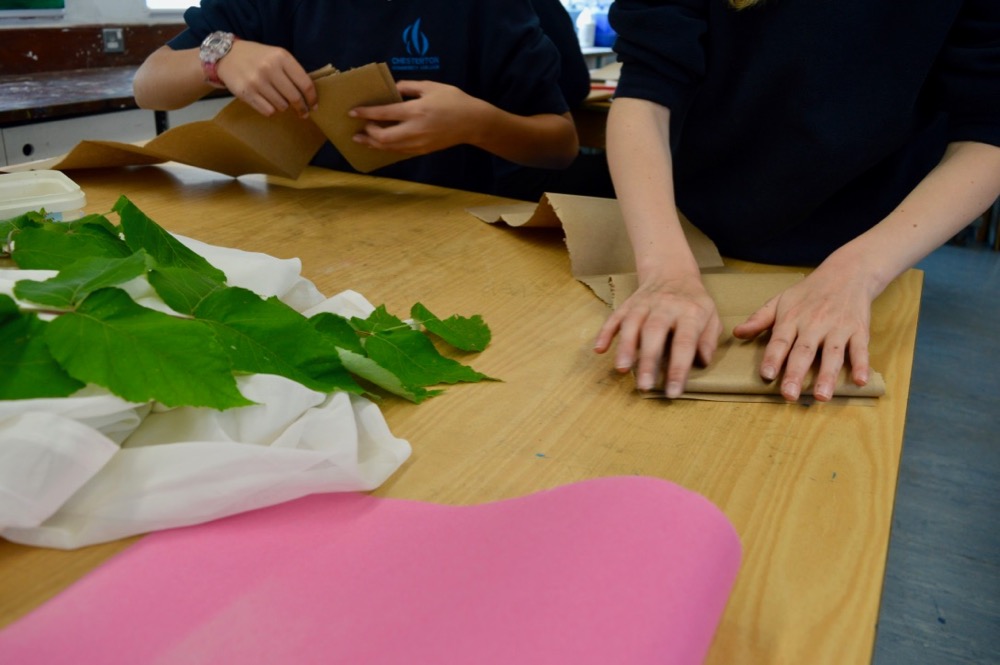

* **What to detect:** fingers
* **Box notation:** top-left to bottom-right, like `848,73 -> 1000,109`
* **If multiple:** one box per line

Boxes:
762,325 -> 870,402
394,80 -> 429,98
696,317 -> 723,366
247,68 -> 315,117
592,312 -> 622,355
593,283 -> 720,398
733,298 -> 777,340
661,317 -> 702,398
634,311 -> 672,391
780,331 -> 825,402
848,333 -> 871,386
350,102 -> 408,124
222,44 -> 315,118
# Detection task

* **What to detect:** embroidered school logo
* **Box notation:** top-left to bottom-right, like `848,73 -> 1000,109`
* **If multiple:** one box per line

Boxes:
403,18 -> 429,56
392,18 -> 441,72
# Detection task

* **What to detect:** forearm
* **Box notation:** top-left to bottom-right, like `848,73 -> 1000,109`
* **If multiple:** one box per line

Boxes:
607,98 -> 701,279
823,140 -> 1000,297
133,46 -> 215,110
469,109 -> 578,169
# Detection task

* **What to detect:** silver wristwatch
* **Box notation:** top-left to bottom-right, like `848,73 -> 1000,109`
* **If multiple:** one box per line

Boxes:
199,31 -> 237,88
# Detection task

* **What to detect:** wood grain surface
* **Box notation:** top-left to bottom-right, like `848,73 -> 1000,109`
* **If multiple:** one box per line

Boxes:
0,165 -> 922,665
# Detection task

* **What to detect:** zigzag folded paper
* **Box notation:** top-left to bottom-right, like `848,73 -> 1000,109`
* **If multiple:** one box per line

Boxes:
33,63 -> 406,179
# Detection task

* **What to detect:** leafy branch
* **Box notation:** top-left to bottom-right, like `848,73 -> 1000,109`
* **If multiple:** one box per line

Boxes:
0,196 -> 494,409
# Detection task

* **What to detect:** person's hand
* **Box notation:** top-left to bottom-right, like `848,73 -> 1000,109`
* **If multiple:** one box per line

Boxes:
348,80 -> 487,155
215,41 -> 317,119
593,271 -> 723,398
732,262 -> 875,402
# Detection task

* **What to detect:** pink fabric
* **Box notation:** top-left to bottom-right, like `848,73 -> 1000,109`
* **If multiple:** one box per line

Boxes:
0,476 -> 741,664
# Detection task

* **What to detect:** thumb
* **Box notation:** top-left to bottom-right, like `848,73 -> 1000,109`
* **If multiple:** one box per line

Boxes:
733,297 -> 778,339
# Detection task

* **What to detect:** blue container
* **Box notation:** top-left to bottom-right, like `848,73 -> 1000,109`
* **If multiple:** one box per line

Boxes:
593,11 -> 617,47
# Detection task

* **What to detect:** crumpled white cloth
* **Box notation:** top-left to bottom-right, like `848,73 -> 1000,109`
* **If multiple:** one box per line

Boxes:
0,236 -> 411,549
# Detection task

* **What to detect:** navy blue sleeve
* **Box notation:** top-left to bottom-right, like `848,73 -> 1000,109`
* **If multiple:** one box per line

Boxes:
478,0 -> 570,117
166,0 -> 295,51
608,0 -> 708,114
531,0 -> 591,108
935,0 -> 1000,147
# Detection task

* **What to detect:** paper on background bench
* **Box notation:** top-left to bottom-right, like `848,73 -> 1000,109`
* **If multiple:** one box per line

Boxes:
469,194 -> 884,402
0,476 -> 741,665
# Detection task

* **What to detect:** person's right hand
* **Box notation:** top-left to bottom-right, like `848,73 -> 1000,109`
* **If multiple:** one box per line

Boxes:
593,271 -> 723,398
215,41 -> 317,119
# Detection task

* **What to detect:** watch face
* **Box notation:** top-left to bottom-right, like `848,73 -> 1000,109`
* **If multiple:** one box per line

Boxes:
200,32 -> 233,63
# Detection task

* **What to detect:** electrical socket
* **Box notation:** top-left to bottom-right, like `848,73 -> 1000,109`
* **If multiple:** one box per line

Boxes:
102,27 -> 125,54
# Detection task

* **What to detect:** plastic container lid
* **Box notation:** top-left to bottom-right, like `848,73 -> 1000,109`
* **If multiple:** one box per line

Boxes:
0,170 -> 87,221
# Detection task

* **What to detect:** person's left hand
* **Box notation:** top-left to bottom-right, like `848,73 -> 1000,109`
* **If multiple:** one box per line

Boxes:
348,80 -> 487,155
732,262 -> 877,401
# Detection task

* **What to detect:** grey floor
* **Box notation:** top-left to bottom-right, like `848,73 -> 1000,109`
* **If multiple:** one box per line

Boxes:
872,236 -> 1000,664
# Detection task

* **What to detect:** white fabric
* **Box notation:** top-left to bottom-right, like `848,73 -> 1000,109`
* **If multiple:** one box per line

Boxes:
0,237 -> 410,549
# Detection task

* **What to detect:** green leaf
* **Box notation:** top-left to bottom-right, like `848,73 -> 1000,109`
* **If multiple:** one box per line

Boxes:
411,302 -> 492,352
336,348 -> 438,403
0,294 -> 18,322
9,216 -> 132,269
194,286 -> 363,396
148,266 -> 227,315
364,328 -> 493,388
13,251 -> 152,309
44,288 -> 253,409
1,211 -> 44,253
3,197 -> 495,408
351,305 -> 409,335
113,196 -> 227,283
310,312 -> 365,355
0,295 -> 85,399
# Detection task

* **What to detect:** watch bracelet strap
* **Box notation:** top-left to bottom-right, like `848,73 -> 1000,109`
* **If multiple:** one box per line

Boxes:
203,34 -> 238,88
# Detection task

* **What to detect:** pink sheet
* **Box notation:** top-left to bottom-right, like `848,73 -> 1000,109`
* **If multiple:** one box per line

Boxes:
0,476 -> 741,664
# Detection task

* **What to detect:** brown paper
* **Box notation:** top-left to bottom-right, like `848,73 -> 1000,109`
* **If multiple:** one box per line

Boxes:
307,63 -> 404,173
9,63 -> 406,179
470,194 -> 884,403
470,193 -> 724,304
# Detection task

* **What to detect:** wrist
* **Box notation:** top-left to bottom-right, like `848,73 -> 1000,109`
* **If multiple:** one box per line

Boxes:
635,254 -> 702,286
819,244 -> 892,300
199,31 -> 238,89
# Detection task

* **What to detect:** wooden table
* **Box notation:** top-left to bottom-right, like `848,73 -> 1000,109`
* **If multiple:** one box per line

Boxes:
0,164 -> 922,664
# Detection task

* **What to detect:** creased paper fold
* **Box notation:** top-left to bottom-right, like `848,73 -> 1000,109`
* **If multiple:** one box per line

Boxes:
469,193 -> 884,403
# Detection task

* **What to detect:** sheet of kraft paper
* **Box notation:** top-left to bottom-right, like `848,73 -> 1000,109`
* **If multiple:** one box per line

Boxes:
468,193 -> 884,404
1,63 -> 405,179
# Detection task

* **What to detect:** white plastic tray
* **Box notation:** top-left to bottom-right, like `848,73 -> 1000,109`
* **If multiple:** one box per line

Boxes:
0,170 -> 87,221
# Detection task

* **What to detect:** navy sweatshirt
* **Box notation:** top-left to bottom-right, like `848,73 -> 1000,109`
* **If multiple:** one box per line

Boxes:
169,0 -> 588,197
610,0 -> 1000,265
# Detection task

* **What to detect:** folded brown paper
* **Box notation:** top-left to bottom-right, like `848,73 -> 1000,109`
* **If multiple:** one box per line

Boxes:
469,194 -> 884,403
14,63 -> 406,179
469,193 -> 724,304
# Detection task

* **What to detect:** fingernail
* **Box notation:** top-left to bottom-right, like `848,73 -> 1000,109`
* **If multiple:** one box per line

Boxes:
782,382 -> 800,401
815,386 -> 832,401
666,381 -> 682,398
348,109 -> 357,117
855,370 -> 869,386
761,364 -> 776,381
637,374 -> 654,390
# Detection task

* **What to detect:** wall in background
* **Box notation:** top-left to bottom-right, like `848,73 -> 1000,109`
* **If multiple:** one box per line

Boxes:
0,0 -> 181,27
